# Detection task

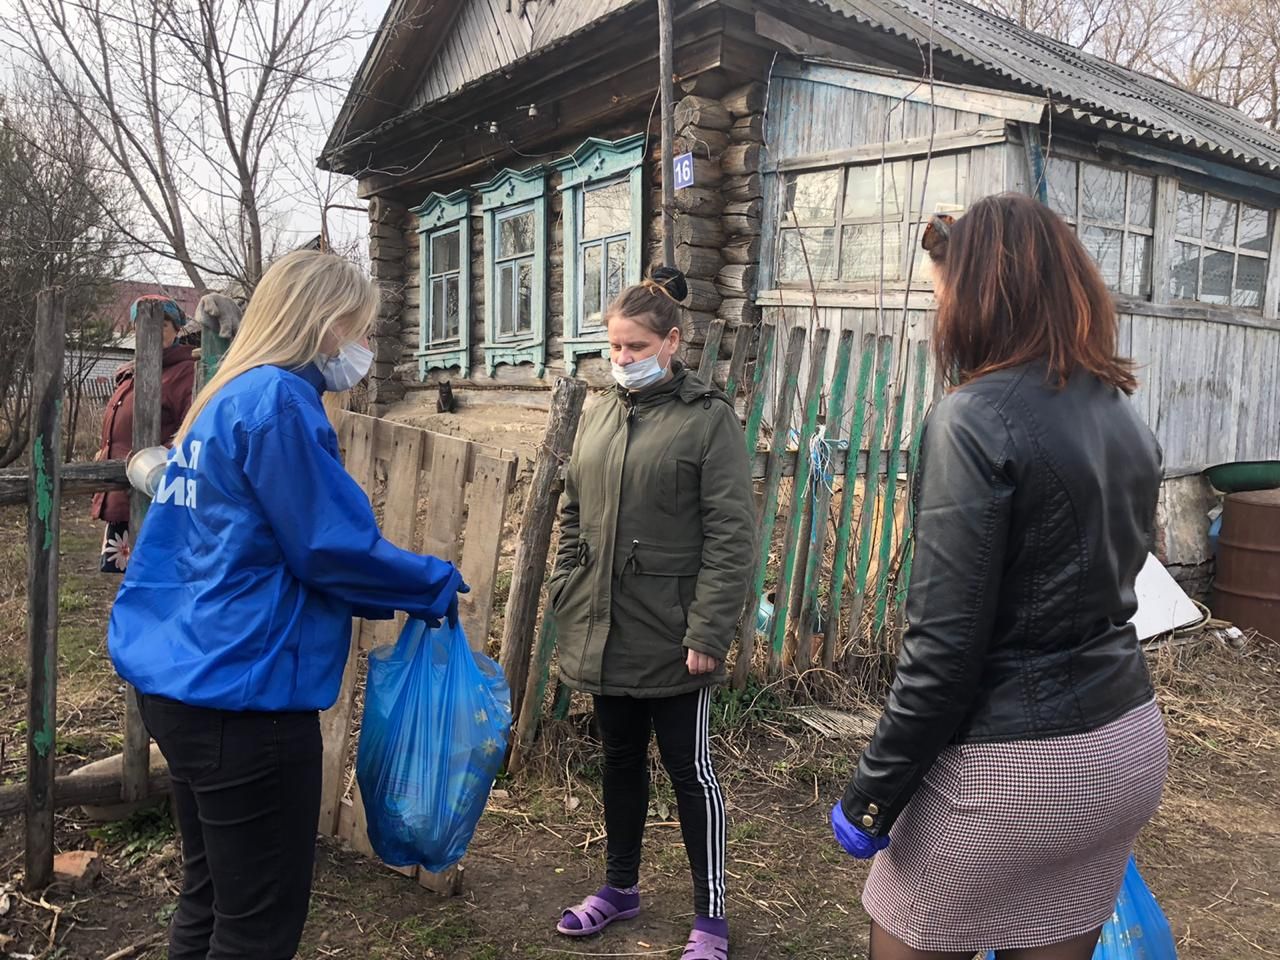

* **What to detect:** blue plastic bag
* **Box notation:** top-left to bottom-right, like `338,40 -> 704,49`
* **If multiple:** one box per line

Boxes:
983,857 -> 1176,959
355,616 -> 512,872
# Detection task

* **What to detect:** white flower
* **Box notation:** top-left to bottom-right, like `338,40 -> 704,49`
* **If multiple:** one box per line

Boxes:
474,708 -> 488,725
103,531 -> 130,570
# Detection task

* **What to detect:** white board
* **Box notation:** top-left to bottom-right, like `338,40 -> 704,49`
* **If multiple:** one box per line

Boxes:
1129,553 -> 1202,641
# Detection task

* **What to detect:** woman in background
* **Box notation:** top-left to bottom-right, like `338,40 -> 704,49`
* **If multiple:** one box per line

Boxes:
93,296 -> 194,572
831,194 -> 1167,960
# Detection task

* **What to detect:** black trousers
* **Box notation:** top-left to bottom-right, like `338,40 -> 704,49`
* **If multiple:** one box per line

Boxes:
594,687 -> 727,918
140,695 -> 323,960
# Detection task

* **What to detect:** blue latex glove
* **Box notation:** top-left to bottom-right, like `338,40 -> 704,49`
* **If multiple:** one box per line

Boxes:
831,802 -> 890,859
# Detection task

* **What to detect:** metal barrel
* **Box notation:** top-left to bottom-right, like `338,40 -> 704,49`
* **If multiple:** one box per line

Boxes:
1212,489 -> 1280,643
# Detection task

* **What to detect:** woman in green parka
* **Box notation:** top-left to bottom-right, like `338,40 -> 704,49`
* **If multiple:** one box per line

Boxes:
550,267 -> 754,960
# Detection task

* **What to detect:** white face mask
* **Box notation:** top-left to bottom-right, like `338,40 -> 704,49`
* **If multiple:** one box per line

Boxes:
317,341 -> 374,392
611,336 -> 674,391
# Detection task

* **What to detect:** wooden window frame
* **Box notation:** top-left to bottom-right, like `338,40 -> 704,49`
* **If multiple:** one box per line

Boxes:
476,166 -> 549,378
411,189 -> 472,378
1045,155 -> 1157,298
765,145 -> 978,294
493,203 -> 538,340
1168,184 -> 1271,312
552,135 -> 645,376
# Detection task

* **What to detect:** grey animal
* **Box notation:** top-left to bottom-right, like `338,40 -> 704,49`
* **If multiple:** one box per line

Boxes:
193,293 -> 243,341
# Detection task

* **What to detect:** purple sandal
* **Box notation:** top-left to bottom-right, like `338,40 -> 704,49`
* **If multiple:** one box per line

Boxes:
556,889 -> 641,937
682,929 -> 729,959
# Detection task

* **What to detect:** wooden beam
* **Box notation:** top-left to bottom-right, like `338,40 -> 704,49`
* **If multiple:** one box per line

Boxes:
659,0 -> 678,267
753,9 -> 883,66
770,60 -> 1046,123
124,300 -> 165,804
25,289 -> 64,890
0,461 -> 128,507
0,761 -> 171,820
498,378 -> 587,724
347,15 -> 728,196
768,123 -> 1008,173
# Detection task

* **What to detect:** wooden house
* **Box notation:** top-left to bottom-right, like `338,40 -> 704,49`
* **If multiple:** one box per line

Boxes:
320,0 -> 1280,584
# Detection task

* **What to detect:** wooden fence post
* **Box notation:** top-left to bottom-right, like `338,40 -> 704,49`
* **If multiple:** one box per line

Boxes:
732,325 -> 806,687
200,325 -> 231,387
26,288 -> 65,890
123,300 -> 164,802
498,377 -> 587,724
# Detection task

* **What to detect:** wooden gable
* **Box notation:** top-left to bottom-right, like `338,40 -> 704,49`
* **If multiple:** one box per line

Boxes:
409,0 -> 640,111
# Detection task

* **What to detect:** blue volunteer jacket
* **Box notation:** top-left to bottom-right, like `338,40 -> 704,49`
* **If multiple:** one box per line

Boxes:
108,363 -> 461,712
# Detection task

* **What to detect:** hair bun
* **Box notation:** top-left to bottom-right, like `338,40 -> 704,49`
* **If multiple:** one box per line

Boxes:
651,266 -> 688,303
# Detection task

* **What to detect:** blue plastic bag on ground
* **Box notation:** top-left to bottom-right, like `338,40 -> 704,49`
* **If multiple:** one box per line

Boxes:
983,856 -> 1176,959
355,616 -> 512,872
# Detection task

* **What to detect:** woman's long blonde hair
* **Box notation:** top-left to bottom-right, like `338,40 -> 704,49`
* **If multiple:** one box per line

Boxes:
174,249 -> 379,444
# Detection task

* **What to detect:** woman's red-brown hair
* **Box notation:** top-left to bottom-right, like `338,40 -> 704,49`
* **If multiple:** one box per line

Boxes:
927,192 -> 1138,395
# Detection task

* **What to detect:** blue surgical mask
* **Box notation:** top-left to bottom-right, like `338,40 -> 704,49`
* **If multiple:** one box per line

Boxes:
317,341 -> 374,392
611,336 -> 674,391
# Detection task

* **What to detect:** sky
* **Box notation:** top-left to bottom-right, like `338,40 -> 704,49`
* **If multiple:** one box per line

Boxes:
0,0 -> 397,287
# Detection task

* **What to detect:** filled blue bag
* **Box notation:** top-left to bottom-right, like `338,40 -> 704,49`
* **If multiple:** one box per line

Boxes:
983,857 -> 1176,959
355,616 -> 512,872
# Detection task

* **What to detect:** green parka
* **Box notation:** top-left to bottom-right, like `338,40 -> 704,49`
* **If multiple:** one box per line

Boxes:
550,363 -> 755,697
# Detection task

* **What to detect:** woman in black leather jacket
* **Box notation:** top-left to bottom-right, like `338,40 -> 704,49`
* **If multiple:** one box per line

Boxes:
831,193 -> 1168,960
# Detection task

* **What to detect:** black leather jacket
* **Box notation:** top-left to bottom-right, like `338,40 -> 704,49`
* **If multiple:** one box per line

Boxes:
842,364 -> 1161,837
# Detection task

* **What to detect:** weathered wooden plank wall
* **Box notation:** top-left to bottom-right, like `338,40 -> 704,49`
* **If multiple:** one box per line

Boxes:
1127,313 -> 1280,473
760,66 -> 1280,475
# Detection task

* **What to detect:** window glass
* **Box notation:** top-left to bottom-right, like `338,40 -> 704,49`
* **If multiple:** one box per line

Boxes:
583,180 -> 631,241
1080,225 -> 1123,288
1128,175 -> 1155,228
1046,156 -> 1078,218
783,170 -> 840,225
844,162 -> 907,221
499,211 -> 535,258
1204,196 -> 1238,246
1176,188 -> 1203,238
1234,257 -> 1266,309
778,228 -> 837,282
431,232 -> 460,273
1081,165 -> 1125,222
582,245 -> 602,324
1240,206 -> 1270,253
1171,242 -> 1200,300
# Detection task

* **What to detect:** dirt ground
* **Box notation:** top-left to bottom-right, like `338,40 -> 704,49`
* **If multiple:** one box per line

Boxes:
0,499 -> 1278,959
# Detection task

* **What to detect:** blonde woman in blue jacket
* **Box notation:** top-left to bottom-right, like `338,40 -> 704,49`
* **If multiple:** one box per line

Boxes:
109,250 -> 466,960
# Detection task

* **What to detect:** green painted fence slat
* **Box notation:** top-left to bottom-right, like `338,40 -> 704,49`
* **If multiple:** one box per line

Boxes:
723,324 -> 753,401
731,325 -> 807,688
771,328 -> 830,673
798,329 -> 855,669
872,347 -> 911,637
697,319 -> 727,383
845,336 -> 894,650
893,341 -> 932,622
741,324 -> 777,456
823,333 -> 877,671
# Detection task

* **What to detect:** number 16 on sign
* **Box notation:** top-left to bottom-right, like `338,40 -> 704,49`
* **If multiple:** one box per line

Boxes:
673,152 -> 694,190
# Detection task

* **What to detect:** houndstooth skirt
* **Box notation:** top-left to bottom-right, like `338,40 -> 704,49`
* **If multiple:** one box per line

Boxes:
862,699 -> 1168,952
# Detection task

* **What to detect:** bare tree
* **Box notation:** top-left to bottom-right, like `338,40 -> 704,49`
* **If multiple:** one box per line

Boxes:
969,0 -> 1280,130
0,76 -> 127,467
1183,0 -> 1280,130
5,0 -> 363,294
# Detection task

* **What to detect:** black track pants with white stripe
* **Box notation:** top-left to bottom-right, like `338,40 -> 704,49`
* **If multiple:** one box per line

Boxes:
593,687 -> 727,918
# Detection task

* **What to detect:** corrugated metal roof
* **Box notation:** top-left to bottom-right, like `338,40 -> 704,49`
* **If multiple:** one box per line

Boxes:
811,0 -> 1280,172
